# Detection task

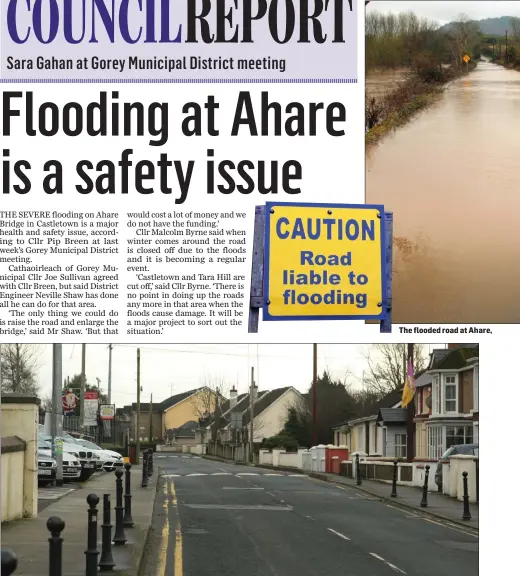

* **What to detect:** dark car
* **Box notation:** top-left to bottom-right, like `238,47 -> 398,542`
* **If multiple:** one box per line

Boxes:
435,443 -> 479,488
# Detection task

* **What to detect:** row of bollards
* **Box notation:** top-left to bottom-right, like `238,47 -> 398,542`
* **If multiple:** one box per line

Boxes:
353,457 -> 473,522
1,452 -> 155,575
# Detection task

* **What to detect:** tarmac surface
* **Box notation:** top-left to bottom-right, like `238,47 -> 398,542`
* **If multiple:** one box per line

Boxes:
140,455 -> 478,576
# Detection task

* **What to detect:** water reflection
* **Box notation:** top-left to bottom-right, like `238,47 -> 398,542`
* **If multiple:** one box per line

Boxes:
367,61 -> 520,323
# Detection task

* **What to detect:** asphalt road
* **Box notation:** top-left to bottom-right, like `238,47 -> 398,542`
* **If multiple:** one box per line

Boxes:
140,455 -> 478,576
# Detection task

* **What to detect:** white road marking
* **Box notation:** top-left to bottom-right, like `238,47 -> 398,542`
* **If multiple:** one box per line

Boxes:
162,474 -> 181,477
264,473 -> 284,476
223,487 -> 264,490
306,515 -> 315,520
219,468 -> 228,472
289,474 -> 306,477
327,528 -> 351,541
211,472 -> 232,476
38,488 -> 75,500
267,492 -> 277,497
386,504 -> 478,538
369,553 -> 406,574
186,473 -> 207,476
236,473 -> 259,476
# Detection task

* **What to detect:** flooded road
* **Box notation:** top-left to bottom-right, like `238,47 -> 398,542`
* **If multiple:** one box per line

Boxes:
366,60 -> 520,323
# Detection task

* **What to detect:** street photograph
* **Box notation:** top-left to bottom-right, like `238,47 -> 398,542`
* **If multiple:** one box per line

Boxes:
1,343 -> 478,575
365,0 -> 520,323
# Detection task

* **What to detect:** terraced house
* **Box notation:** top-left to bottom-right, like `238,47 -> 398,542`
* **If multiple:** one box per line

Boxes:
414,344 -> 479,459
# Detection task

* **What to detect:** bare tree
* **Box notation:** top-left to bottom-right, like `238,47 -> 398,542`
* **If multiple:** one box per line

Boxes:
361,344 -> 427,396
0,344 -> 42,395
450,13 -> 480,66
189,376 -> 229,421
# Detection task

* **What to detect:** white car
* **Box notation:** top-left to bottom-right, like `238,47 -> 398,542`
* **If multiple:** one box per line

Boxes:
74,439 -> 124,472
38,441 -> 82,482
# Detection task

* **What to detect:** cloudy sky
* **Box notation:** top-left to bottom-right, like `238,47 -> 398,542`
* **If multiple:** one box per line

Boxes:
367,1 -> 520,24
24,343 -> 444,408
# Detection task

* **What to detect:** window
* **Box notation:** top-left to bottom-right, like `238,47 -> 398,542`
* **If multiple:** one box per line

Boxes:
428,425 -> 443,459
443,374 -> 457,413
445,425 -> 473,449
432,376 -> 441,414
395,434 -> 407,458
473,366 -> 479,411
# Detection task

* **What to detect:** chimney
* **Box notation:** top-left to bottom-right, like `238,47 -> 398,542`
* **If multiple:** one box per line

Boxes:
251,384 -> 258,402
230,386 -> 237,410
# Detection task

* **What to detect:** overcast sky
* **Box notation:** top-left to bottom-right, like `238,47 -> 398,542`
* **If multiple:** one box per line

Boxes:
367,1 -> 520,24
27,343 -> 444,408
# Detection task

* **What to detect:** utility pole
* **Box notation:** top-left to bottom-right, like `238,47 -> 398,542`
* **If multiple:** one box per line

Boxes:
80,344 -> 86,431
406,344 -> 415,463
136,348 -> 141,465
312,344 -> 317,446
506,30 -> 508,63
249,366 -> 255,463
149,393 -> 153,444
107,344 -> 113,404
52,345 -> 63,487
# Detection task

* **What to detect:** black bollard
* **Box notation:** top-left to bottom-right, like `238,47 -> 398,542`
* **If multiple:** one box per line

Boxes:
85,494 -> 100,576
355,453 -> 362,486
391,460 -> 398,498
1,549 -> 18,576
99,494 -> 116,571
461,471 -> 472,520
112,469 -> 127,546
147,449 -> 154,477
420,465 -> 430,508
47,516 -> 65,576
123,462 -> 134,527
141,450 -> 149,488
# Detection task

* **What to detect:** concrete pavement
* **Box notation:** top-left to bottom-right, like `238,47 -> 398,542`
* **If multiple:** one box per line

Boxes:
1,465 -> 158,575
140,454 -> 478,576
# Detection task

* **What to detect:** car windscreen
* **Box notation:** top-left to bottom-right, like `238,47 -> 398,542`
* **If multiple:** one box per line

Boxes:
440,446 -> 456,459
79,440 -> 101,450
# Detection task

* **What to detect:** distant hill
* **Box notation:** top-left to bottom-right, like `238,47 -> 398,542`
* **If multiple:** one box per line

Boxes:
439,16 -> 514,37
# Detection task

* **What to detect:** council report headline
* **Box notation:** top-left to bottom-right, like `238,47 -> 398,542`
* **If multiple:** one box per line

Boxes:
2,90 -> 347,204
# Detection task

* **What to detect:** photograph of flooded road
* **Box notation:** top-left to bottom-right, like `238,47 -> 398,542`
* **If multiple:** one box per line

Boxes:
366,1 -> 520,323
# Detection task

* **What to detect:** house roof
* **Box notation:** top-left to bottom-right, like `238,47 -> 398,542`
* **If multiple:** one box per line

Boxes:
415,370 -> 432,389
159,388 -> 202,411
242,387 -> 293,427
377,407 -> 407,424
430,346 -> 479,371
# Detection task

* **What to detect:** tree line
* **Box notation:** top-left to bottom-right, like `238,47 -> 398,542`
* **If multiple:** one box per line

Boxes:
366,11 -> 482,73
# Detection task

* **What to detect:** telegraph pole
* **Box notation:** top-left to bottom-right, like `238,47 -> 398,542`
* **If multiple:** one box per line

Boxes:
506,30 -> 508,63
136,348 -> 141,465
312,344 -> 317,446
52,345 -> 64,487
249,366 -> 255,463
107,344 -> 113,404
406,344 -> 415,463
80,344 -> 86,431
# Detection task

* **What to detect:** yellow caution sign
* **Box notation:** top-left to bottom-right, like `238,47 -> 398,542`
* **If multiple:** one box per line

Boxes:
263,202 -> 388,321
463,55 -> 470,63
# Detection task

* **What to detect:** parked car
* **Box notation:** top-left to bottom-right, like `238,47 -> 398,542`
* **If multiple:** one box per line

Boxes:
73,439 -> 124,472
37,452 -> 57,485
40,435 -> 97,481
38,440 -> 82,482
435,443 -> 479,488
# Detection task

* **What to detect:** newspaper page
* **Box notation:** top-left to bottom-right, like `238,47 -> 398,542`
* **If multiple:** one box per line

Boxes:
0,0 -> 373,343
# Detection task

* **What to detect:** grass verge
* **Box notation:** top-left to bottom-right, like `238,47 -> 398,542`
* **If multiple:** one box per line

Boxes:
366,62 -> 476,148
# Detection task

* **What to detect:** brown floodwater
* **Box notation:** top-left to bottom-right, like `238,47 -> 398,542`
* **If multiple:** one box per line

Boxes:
366,60 -> 520,323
